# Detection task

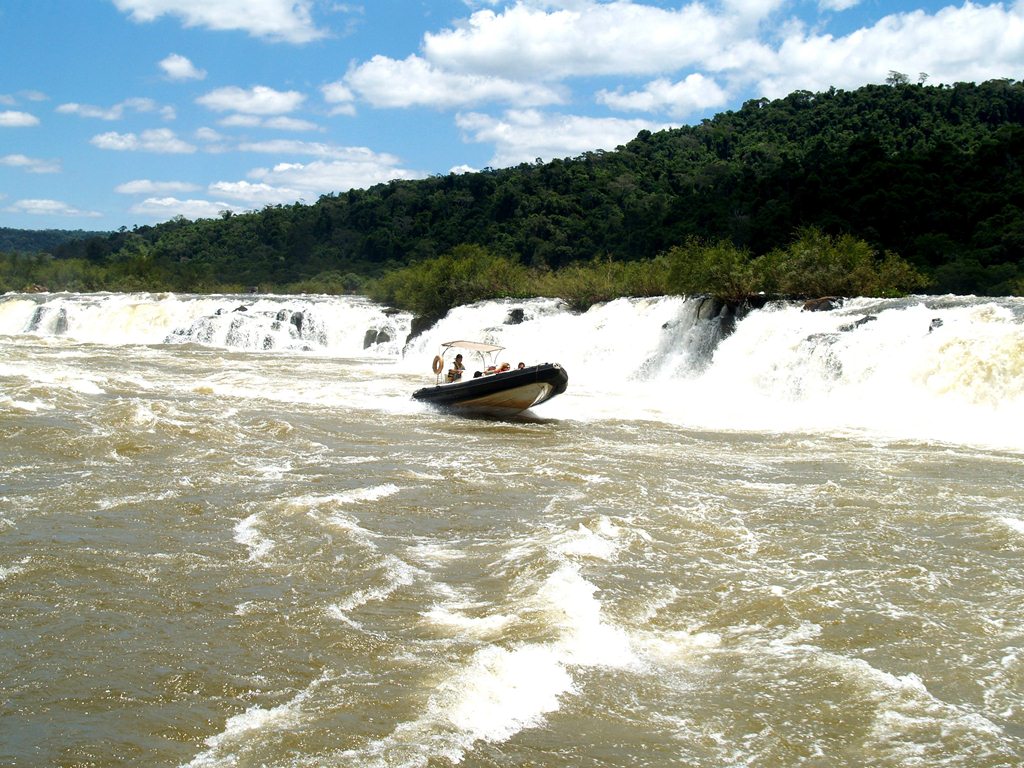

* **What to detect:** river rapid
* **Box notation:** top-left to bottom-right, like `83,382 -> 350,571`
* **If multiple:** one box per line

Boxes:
1,291 -> 1022,767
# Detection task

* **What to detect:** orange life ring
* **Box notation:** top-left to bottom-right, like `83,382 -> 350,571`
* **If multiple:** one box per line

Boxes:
432,355 -> 444,375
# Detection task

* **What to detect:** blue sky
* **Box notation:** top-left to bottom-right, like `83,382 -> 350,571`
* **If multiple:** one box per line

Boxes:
1,1 -> 1021,231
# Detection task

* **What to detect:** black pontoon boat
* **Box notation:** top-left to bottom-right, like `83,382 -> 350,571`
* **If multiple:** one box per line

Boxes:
412,340 -> 568,416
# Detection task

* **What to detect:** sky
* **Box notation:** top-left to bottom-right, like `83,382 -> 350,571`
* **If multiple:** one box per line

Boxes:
1,1 -> 1022,232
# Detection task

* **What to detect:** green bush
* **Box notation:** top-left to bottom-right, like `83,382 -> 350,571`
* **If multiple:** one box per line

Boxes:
286,270 -> 365,295
367,244 -> 530,320
756,228 -> 929,297
530,256 -> 670,311
664,239 -> 757,303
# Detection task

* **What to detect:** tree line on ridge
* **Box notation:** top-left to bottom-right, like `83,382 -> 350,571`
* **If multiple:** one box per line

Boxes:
2,78 -> 1022,312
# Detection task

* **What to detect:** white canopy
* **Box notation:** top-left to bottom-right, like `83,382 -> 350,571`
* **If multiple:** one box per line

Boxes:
441,340 -> 504,353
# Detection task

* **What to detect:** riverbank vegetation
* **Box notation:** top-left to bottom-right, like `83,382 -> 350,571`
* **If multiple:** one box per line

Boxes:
366,230 -> 927,320
2,79 -> 1021,309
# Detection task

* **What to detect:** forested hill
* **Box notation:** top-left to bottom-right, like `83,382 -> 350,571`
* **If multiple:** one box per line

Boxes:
37,79 -> 1024,294
0,228 -> 107,254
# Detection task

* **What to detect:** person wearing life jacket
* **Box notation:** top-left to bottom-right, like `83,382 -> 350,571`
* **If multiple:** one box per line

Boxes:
446,353 -> 465,383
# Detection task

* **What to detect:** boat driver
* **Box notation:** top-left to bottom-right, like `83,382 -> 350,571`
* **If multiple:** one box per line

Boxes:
447,353 -> 465,382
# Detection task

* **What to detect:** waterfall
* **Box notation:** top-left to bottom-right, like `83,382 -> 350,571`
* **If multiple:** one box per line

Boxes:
0,293 -> 412,356
3,291 -> 1022,449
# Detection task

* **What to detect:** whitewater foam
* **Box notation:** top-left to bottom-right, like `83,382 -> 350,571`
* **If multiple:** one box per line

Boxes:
5,291 -> 1024,450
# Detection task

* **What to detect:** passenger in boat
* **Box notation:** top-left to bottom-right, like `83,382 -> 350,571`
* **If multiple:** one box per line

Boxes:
517,362 -> 525,369
496,362 -> 511,373
446,354 -> 465,383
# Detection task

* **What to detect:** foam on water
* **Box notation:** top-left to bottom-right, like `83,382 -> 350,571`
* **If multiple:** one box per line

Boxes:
552,516 -> 622,561
233,513 -> 274,562
181,671 -> 333,768
999,516 -> 1024,535
341,558 -> 635,767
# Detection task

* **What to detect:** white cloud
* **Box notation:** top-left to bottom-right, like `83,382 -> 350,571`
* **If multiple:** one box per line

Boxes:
1,154 -> 61,174
0,110 -> 40,127
195,127 -> 227,142
819,0 -> 861,11
197,85 -> 306,115
321,82 -> 356,116
91,128 -> 197,153
130,196 -> 240,220
247,158 -> 424,195
342,54 -> 564,109
5,199 -> 101,217
421,1 -> 734,80
57,98 -> 175,121
147,140 -> 429,213
112,0 -> 326,44
235,140 -> 404,165
757,3 -> 1024,98
160,53 -> 207,81
208,180 -> 304,205
1,91 -> 47,106
722,0 -> 787,23
264,116 -> 319,131
221,114 -> 264,128
597,73 -> 729,118
456,109 -> 668,166
115,179 -> 202,194
332,0 -> 1024,127
218,114 -> 319,130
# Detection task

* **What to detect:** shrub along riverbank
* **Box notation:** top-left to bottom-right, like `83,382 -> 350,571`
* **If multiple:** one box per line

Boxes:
366,228 -> 929,321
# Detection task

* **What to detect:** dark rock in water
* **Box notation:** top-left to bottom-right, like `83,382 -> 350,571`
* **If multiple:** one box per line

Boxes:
838,315 -> 876,332
364,328 -> 392,348
233,305 -> 248,312
26,306 -> 69,334
929,317 -> 944,332
506,307 -> 526,325
694,296 -> 740,338
696,296 -> 727,321
743,294 -> 772,310
276,309 -> 288,321
406,315 -> 436,344
53,308 -> 68,335
803,297 -> 843,312
28,306 -> 45,331
289,311 -> 303,334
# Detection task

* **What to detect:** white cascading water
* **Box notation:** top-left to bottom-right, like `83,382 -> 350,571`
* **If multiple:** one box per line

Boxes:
0,292 -> 411,357
2,291 -> 1022,450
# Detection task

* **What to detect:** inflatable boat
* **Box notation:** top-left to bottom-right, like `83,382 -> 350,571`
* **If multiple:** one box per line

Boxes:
412,340 -> 568,416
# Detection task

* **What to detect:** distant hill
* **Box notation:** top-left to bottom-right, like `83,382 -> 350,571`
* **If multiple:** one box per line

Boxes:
18,79 -> 1024,295
0,227 -> 108,254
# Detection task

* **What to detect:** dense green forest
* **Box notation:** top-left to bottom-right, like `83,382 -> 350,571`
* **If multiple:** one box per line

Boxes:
3,78 -> 1023,304
0,227 -> 105,255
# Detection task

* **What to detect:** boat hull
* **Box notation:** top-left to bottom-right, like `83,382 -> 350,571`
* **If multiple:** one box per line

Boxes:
412,363 -> 568,416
